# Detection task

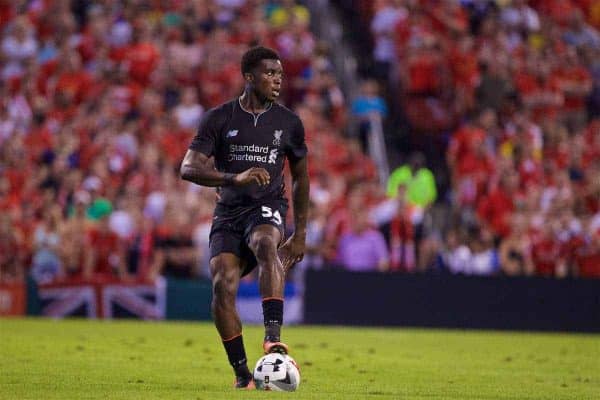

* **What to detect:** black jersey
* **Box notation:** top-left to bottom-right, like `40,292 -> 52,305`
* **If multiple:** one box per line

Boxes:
188,98 -> 307,206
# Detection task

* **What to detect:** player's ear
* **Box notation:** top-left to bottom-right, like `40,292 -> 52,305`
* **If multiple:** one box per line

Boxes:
244,72 -> 254,83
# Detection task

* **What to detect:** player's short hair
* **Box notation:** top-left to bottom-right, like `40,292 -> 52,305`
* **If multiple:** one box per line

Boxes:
241,46 -> 280,75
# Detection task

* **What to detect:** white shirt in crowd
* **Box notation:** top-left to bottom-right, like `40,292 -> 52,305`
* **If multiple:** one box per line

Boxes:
1,34 -> 38,79
444,246 -> 497,276
371,4 -> 408,63
174,103 -> 204,130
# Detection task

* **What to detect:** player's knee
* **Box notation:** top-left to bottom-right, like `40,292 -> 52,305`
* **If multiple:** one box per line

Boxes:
210,259 -> 238,301
250,234 -> 277,262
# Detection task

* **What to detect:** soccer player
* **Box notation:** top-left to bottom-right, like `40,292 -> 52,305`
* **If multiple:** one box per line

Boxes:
180,46 -> 309,389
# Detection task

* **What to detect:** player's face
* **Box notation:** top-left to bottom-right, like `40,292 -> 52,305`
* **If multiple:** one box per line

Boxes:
253,59 -> 284,102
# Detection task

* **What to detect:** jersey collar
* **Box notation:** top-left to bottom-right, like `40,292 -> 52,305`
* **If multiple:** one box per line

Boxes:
238,97 -> 273,127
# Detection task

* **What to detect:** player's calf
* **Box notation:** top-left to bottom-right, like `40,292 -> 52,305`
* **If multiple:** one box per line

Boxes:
262,296 -> 288,354
262,296 -> 284,342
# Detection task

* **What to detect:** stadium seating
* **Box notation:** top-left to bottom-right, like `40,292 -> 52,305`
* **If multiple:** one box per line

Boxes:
1,0 -> 599,284
0,0 -> 377,284
363,0 -> 600,278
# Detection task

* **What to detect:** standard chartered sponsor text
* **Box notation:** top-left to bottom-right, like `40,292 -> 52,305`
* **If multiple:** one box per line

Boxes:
228,144 -> 276,163
229,153 -> 270,162
229,144 -> 269,153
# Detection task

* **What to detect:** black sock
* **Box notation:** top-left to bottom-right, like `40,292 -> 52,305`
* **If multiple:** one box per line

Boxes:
262,298 -> 283,342
222,334 -> 251,378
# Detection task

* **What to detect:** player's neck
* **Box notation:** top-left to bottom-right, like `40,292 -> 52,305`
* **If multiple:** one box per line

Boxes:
239,90 -> 271,114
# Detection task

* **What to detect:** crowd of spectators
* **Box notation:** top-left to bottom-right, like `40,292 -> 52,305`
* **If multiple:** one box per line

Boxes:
2,0 -> 599,285
0,0 -> 381,284
362,0 -> 600,278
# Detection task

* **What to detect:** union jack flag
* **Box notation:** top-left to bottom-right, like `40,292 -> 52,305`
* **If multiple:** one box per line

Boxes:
38,278 -> 166,319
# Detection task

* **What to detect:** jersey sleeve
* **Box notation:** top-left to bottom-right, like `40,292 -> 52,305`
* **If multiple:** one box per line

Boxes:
286,116 -> 308,161
188,109 -> 220,156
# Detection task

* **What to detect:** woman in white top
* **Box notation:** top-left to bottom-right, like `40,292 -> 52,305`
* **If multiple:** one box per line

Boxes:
173,87 -> 204,130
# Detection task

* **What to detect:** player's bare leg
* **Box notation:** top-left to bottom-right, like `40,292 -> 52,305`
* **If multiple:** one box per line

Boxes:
248,225 -> 288,354
249,225 -> 284,298
209,253 -> 254,388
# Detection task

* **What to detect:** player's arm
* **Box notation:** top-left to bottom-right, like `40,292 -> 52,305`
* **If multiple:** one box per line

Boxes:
182,107 -> 269,187
180,149 -> 270,187
289,156 -> 309,239
279,156 -> 309,271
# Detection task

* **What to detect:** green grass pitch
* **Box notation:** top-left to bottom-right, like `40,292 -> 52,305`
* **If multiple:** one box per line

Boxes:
1,319 -> 598,399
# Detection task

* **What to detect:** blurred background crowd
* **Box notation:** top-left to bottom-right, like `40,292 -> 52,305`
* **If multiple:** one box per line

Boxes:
339,0 -> 600,278
0,0 -> 599,285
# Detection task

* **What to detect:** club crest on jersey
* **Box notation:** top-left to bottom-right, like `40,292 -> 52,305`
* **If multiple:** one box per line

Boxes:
273,130 -> 283,145
227,130 -> 238,138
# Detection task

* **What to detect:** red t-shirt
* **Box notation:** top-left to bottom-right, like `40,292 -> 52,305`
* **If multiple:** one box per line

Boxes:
556,66 -> 592,111
23,125 -> 53,162
196,63 -> 240,108
407,51 -> 443,94
531,237 -> 561,276
514,72 -> 562,121
76,29 -> 102,64
325,207 -> 352,244
55,71 -> 94,104
575,246 -> 600,278
5,168 -> 25,197
544,139 -> 571,169
160,129 -> 191,164
583,121 -> 600,167
0,191 -> 20,212
0,3 -> 15,30
448,125 -> 486,167
560,234 -> 586,264
533,0 -> 577,26
389,213 -> 415,272
122,42 -> 160,85
477,188 -> 516,237
0,230 -> 23,268
86,228 -> 121,276
449,44 -> 479,90
456,152 -> 495,180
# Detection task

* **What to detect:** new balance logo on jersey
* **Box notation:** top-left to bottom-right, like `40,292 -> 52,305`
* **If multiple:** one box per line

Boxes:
273,130 -> 282,145
226,130 -> 239,138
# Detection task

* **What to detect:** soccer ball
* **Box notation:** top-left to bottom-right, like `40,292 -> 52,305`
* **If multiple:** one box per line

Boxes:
253,353 -> 301,391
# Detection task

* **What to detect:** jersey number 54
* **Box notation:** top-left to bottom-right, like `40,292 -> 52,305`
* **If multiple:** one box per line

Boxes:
261,206 -> 282,225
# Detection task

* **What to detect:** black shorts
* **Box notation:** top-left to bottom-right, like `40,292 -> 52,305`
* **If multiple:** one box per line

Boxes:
209,199 -> 288,277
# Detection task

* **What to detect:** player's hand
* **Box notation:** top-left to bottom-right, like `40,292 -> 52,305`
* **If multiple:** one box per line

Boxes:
234,167 -> 270,186
279,234 -> 305,273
